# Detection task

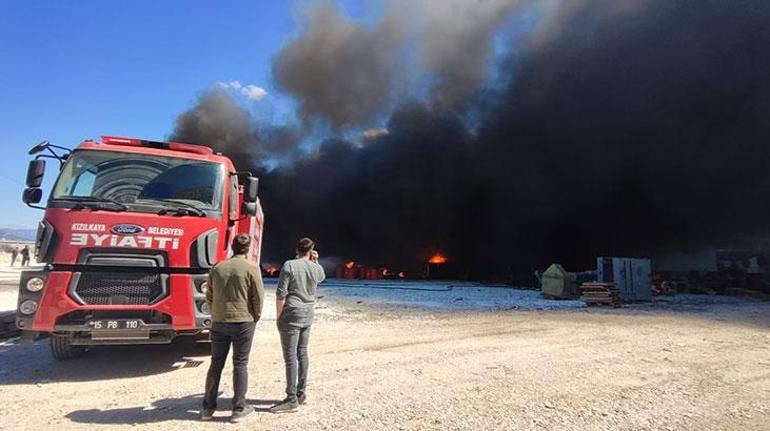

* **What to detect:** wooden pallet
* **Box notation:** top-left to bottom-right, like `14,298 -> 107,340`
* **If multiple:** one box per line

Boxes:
581,282 -> 623,307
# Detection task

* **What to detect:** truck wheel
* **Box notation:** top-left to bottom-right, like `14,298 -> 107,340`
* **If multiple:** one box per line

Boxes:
50,334 -> 87,360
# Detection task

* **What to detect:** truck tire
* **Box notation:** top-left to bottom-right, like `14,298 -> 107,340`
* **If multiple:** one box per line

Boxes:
50,334 -> 87,360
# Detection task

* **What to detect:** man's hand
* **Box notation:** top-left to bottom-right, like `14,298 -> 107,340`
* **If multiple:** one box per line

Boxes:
276,297 -> 285,326
310,250 -> 319,263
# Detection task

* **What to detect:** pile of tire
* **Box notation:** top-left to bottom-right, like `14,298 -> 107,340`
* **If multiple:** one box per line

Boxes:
0,311 -> 20,339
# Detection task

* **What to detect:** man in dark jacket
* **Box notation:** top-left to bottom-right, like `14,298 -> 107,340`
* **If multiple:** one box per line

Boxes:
20,246 -> 30,266
201,234 -> 265,423
10,247 -> 18,266
270,237 -> 325,413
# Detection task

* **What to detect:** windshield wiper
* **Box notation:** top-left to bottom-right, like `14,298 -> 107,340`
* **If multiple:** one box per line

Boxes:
135,198 -> 206,217
60,196 -> 128,212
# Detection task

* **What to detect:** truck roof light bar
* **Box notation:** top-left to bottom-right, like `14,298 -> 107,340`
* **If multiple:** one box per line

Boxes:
101,136 -> 214,156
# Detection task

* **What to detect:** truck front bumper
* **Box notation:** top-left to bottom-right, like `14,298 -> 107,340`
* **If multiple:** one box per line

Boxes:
17,269 -> 211,334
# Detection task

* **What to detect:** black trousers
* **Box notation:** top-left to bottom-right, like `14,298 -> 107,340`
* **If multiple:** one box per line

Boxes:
203,321 -> 256,412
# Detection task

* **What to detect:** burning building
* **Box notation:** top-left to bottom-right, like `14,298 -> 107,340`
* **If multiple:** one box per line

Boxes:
426,252 -> 448,279
336,261 -> 358,279
262,263 -> 281,278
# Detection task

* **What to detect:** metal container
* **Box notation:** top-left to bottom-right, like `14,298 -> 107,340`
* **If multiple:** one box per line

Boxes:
596,257 -> 652,301
336,266 -> 359,279
360,267 -> 383,280
541,263 -> 580,299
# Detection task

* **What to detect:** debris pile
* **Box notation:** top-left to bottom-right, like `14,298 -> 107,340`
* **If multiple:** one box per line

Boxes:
651,278 -> 678,296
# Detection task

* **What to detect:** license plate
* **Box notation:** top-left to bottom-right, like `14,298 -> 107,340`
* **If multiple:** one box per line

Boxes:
87,319 -> 143,330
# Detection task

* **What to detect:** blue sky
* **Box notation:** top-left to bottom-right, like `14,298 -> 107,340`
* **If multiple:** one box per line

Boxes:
0,1 -> 377,228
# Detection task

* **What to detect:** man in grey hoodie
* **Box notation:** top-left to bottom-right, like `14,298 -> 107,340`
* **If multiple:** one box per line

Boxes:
270,237 -> 325,413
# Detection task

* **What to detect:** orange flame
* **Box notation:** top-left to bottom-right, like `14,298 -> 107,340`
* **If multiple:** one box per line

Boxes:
398,271 -> 405,278
263,263 -> 280,276
428,253 -> 448,264
345,261 -> 355,269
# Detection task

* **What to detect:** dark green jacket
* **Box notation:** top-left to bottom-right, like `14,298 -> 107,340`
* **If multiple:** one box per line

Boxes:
206,256 -> 265,323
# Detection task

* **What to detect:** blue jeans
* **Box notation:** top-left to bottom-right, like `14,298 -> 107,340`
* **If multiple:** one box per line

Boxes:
278,306 -> 313,400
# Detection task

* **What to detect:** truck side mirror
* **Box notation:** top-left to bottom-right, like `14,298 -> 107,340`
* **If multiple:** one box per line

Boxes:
244,177 -> 258,203
26,159 -> 46,188
242,202 -> 258,216
22,188 -> 43,205
28,141 -> 50,155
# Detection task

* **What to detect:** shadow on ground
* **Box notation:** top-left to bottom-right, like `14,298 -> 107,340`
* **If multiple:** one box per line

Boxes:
0,335 -> 211,384
65,394 -> 281,424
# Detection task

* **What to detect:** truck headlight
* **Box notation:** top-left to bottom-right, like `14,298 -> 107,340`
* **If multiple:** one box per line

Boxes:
26,277 -> 45,292
199,281 -> 208,294
19,300 -> 38,315
200,301 -> 210,314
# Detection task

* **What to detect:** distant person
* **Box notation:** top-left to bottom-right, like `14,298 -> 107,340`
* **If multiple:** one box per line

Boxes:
270,237 -> 325,413
10,247 -> 18,266
20,246 -> 30,266
201,234 -> 265,423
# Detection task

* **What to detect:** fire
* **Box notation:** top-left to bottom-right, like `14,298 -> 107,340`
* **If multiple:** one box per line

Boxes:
263,263 -> 280,276
428,253 -> 448,264
398,271 -> 405,278
345,261 -> 355,269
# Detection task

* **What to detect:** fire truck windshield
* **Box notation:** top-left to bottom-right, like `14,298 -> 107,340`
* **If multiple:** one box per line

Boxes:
51,150 -> 225,213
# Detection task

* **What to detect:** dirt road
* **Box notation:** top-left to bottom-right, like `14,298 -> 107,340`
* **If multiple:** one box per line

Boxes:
1,281 -> 769,430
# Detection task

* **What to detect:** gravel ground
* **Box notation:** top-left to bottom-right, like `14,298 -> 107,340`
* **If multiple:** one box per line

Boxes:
317,280 -> 585,311
0,275 -> 769,430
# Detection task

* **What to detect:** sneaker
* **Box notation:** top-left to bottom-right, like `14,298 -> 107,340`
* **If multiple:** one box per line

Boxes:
230,405 -> 255,423
200,408 -> 215,421
269,397 -> 299,413
297,392 -> 307,405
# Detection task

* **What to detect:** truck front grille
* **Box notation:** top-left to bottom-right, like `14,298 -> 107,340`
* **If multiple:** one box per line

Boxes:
73,272 -> 166,305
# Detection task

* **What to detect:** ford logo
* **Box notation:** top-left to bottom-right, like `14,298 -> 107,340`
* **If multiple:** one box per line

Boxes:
111,224 -> 145,235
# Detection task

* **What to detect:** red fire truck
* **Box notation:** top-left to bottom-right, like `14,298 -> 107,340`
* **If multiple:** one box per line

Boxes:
16,136 -> 264,359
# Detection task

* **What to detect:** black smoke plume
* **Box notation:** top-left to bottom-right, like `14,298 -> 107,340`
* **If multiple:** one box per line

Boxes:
173,0 -> 770,278
173,90 -> 303,165
272,0 -> 526,127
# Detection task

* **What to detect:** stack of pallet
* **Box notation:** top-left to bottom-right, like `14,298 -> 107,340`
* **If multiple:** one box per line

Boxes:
580,282 -> 623,307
